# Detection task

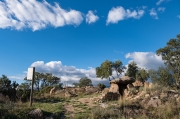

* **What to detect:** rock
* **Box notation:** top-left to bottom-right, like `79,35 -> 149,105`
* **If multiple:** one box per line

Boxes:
99,103 -> 108,108
127,84 -> 134,90
110,76 -> 135,85
145,94 -> 150,98
102,88 -> 109,96
132,80 -> 144,87
176,96 -> 180,102
109,76 -> 135,96
174,94 -> 179,98
124,89 -> 129,97
109,83 -> 119,94
148,82 -> 153,89
28,108 -> 43,119
147,98 -> 161,108
160,93 -> 167,99
144,82 -> 153,89
65,91 -> 74,98
102,92 -> 120,101
151,96 -> 159,100
45,116 -> 54,119
85,86 -> 100,94
50,87 -> 56,95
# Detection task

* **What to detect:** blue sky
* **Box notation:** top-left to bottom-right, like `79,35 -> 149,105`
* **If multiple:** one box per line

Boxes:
0,0 -> 180,85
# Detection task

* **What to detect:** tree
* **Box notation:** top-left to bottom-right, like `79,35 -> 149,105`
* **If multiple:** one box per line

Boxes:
96,60 -> 126,81
73,77 -> 93,87
34,72 -> 41,91
18,82 -> 31,90
97,83 -> 106,90
0,75 -> 19,102
72,82 -> 79,87
149,66 -> 172,86
0,75 -> 11,90
125,61 -> 138,78
136,68 -> 149,83
156,34 -> 180,88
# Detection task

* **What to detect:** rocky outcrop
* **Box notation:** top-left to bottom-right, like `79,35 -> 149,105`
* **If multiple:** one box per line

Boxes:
65,91 -> 77,98
28,108 -> 43,119
132,80 -> 144,87
101,88 -> 109,96
146,97 -> 161,108
110,76 -> 135,84
109,76 -> 135,96
85,86 -> 100,94
102,92 -> 120,101
50,87 -> 56,95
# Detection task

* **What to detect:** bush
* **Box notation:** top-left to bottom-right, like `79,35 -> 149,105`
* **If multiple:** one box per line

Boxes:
97,83 -> 106,91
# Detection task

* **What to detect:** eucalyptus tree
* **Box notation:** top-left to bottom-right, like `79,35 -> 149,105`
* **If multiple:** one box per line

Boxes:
96,60 -> 126,81
149,66 -> 172,87
0,75 -> 11,90
125,61 -> 138,78
156,34 -> 180,88
136,68 -> 149,83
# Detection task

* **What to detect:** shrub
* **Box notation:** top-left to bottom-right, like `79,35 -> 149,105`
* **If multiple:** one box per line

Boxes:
97,83 -> 106,91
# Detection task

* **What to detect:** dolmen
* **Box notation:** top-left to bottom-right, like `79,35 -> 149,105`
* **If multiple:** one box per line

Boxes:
102,76 -> 135,101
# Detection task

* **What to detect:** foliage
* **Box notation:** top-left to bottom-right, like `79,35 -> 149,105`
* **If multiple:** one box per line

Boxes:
17,89 -> 31,102
24,72 -> 61,89
96,60 -> 126,81
156,34 -> 180,88
97,83 -> 106,90
72,82 -> 79,87
149,66 -> 173,87
125,61 -> 138,79
18,82 -> 30,90
73,77 -> 93,87
0,75 -> 11,90
136,68 -> 149,83
0,75 -> 19,101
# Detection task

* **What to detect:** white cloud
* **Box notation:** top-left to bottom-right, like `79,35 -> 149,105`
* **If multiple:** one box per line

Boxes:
156,0 -> 164,5
0,0 -> 83,31
106,6 -> 145,24
125,52 -> 164,70
86,10 -> 99,24
9,75 -> 25,80
29,61 -> 109,86
158,7 -> 166,13
156,0 -> 170,5
150,8 -> 158,19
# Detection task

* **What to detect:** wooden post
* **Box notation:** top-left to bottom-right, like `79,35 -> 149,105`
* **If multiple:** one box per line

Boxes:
30,67 -> 35,107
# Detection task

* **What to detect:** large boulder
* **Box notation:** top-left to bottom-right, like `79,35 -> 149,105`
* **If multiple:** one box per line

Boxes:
85,86 -> 100,94
132,80 -> 144,87
28,108 -> 43,119
109,83 -> 119,94
110,76 -> 135,85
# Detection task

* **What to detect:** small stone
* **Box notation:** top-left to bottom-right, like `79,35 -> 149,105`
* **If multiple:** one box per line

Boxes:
174,94 -> 179,98
145,94 -> 150,98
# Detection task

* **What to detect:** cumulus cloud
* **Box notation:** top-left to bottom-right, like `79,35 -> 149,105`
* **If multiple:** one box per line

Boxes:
150,8 -> 158,19
106,6 -> 145,24
86,10 -> 99,24
158,7 -> 166,13
29,61 -> 109,86
0,0 -> 83,31
125,52 -> 164,70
